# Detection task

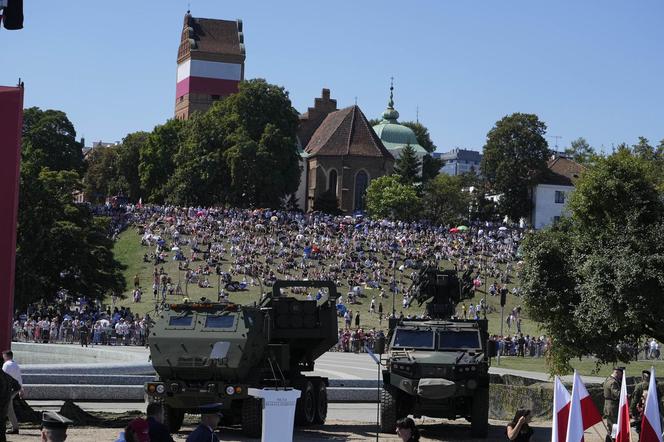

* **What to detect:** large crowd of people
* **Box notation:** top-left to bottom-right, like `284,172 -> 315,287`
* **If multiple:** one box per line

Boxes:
12,203 -> 535,353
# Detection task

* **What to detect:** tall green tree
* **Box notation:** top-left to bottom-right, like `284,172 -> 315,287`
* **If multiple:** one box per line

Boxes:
401,121 -> 436,153
115,131 -> 148,201
83,147 -> 121,203
421,174 -> 470,225
421,154 -> 444,183
394,144 -> 422,185
480,113 -> 549,221
16,108 -> 125,306
520,150 -> 664,374
564,137 -> 597,165
167,79 -> 300,207
366,175 -> 421,221
22,107 -> 84,174
139,118 -> 187,203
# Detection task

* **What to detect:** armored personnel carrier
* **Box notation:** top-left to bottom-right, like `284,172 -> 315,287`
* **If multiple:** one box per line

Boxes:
379,267 -> 490,437
145,280 -> 339,437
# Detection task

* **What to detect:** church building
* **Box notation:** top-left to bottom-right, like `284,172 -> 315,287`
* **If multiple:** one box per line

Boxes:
296,89 -> 394,214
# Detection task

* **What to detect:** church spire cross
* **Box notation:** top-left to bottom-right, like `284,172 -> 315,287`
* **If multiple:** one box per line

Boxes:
388,76 -> 394,109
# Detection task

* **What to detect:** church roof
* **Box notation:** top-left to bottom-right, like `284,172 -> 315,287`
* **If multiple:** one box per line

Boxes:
305,106 -> 394,159
178,12 -> 245,62
372,81 -> 428,156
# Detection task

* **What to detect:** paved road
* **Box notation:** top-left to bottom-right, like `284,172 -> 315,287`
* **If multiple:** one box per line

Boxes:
25,401 -> 618,441
22,343 -> 605,384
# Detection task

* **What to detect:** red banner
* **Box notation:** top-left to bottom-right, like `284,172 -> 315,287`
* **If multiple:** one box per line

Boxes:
0,85 -> 24,351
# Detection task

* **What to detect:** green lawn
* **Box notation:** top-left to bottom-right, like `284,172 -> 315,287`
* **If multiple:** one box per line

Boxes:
495,356 -> 664,378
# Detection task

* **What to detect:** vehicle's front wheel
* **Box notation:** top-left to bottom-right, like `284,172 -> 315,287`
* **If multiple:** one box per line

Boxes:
241,398 -> 263,438
164,405 -> 185,433
379,385 -> 401,433
295,380 -> 316,426
313,380 -> 328,424
470,387 -> 489,438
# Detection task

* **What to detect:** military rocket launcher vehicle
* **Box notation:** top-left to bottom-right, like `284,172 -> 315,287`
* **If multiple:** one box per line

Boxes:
145,280 -> 339,437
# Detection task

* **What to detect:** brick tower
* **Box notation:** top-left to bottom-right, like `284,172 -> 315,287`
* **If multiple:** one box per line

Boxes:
175,11 -> 246,120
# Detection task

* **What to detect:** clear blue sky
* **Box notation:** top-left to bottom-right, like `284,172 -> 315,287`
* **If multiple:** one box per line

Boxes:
2,0 -> 663,152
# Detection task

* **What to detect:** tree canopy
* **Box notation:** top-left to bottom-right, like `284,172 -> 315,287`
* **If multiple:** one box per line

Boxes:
520,150 -> 664,373
16,108 -> 125,307
564,137 -> 596,165
421,174 -> 470,226
480,113 -> 549,221
365,175 -> 421,221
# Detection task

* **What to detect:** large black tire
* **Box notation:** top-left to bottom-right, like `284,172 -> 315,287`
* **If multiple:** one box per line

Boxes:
470,387 -> 489,438
164,405 -> 185,433
241,398 -> 263,438
313,381 -> 328,424
379,385 -> 401,433
295,380 -> 316,426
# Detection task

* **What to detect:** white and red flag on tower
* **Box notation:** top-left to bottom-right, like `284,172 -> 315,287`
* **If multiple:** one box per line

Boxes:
552,376 -> 571,442
615,370 -> 631,442
640,367 -> 663,442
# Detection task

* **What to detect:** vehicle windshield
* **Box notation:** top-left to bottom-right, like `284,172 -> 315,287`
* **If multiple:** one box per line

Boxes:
393,329 -> 435,349
437,330 -> 481,349
168,315 -> 193,327
205,314 -> 235,329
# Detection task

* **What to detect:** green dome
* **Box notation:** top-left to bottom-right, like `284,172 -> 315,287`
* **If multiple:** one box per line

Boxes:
372,81 -> 428,156
373,121 -> 419,147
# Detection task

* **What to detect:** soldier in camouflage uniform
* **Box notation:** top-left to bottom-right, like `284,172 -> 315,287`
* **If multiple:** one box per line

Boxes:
603,367 -> 623,436
630,370 -> 651,419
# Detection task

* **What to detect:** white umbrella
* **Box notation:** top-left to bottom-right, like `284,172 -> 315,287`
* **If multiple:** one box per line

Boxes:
498,226 -> 508,231
171,246 -> 180,251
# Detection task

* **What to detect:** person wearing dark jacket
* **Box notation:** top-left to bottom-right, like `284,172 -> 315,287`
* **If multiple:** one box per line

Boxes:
186,404 -> 222,442
0,370 -> 21,442
146,403 -> 174,442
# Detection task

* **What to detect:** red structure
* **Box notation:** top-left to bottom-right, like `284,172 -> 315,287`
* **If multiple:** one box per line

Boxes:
0,85 -> 24,350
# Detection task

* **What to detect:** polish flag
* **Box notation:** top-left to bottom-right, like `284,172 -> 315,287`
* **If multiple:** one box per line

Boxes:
576,374 -> 603,430
565,371 -> 585,442
552,376 -> 571,442
640,367 -> 663,442
615,370 -> 631,442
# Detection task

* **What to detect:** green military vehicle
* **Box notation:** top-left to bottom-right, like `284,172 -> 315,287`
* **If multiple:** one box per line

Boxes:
144,280 -> 339,437
379,267 -> 490,437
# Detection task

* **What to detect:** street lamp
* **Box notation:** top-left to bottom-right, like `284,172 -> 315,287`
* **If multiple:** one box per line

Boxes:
389,242 -> 399,316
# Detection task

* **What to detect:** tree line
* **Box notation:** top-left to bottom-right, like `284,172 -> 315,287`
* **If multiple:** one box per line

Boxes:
84,79 -> 301,208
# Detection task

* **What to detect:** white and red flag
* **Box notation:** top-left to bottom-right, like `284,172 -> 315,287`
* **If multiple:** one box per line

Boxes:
576,373 -> 603,430
615,370 -> 631,442
565,371 -> 586,442
552,376 -> 571,442
640,367 -> 663,442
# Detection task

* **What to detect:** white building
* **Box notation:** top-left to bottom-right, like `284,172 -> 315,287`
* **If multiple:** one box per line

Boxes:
531,156 -> 584,229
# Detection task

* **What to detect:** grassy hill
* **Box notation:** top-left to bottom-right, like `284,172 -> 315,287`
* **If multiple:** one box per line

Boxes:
110,227 -> 664,376
110,227 -> 538,336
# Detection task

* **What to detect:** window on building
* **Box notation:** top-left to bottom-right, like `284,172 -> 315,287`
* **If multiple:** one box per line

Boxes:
354,171 -> 369,211
328,170 -> 338,196
553,216 -> 561,224
211,94 -> 221,100
555,191 -> 565,204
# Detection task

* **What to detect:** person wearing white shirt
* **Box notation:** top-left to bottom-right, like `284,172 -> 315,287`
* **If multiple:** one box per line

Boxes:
2,350 -> 23,435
